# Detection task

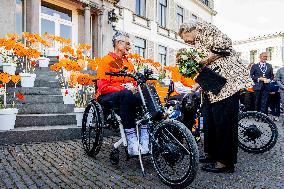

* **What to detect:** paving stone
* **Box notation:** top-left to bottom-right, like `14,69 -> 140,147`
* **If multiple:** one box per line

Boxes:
0,120 -> 283,188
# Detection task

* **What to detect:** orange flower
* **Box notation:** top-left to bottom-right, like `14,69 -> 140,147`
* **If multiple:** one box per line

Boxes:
60,45 -> 75,55
77,74 -> 95,86
11,75 -> 21,84
50,63 -> 62,71
68,72 -> 79,88
26,48 -> 40,59
6,33 -> 20,41
88,58 -> 101,70
16,92 -> 25,101
0,72 -> 11,84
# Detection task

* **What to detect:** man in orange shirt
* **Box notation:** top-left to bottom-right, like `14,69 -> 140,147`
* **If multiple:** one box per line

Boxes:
96,32 -> 148,156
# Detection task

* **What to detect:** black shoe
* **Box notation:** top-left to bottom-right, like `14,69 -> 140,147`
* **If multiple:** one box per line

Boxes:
199,155 -> 215,163
201,163 -> 235,173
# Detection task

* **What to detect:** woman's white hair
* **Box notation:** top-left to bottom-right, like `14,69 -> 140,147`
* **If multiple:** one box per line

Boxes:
178,20 -> 198,36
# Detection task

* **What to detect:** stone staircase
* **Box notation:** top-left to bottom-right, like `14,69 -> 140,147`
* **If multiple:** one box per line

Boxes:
0,58 -> 81,144
14,68 -> 76,127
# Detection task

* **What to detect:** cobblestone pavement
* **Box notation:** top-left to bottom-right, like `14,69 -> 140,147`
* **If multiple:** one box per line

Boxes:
0,120 -> 283,189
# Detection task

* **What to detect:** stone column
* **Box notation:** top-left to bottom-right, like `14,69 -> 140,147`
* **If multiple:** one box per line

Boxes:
26,0 -> 40,34
84,6 -> 91,45
0,0 -> 16,37
97,10 -> 104,57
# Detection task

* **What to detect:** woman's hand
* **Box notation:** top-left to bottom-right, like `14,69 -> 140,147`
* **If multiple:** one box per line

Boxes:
200,53 -> 221,65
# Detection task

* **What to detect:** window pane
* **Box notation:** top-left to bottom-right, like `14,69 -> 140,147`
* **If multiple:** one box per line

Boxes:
135,37 -> 146,48
141,0 -> 146,17
136,0 -> 140,15
41,19 -> 55,35
16,0 -> 23,36
177,6 -> 183,15
60,24 -> 72,40
159,0 -> 167,6
41,2 -> 72,21
159,45 -> 166,54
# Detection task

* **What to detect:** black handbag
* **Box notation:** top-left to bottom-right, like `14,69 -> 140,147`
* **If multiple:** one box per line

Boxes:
195,67 -> 227,95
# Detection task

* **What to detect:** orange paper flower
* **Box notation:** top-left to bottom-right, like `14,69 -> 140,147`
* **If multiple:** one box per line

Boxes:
11,75 -> 21,84
0,72 -> 11,84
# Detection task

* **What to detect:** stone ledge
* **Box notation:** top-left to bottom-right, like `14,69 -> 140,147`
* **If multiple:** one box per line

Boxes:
0,125 -> 119,145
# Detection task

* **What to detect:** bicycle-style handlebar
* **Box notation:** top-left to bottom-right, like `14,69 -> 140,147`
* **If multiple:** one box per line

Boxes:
105,70 -> 157,83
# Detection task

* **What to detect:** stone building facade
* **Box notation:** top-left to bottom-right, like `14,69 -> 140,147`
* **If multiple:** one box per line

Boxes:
0,0 -> 216,65
233,32 -> 284,70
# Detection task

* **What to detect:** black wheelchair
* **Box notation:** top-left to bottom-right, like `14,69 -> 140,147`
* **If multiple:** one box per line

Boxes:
81,69 -> 199,188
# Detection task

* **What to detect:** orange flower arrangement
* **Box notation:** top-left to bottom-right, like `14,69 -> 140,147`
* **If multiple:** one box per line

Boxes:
0,72 -> 22,108
60,45 -> 75,55
77,73 -> 95,86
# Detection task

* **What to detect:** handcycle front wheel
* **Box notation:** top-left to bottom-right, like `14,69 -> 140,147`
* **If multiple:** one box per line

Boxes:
151,120 -> 199,188
238,111 -> 278,154
82,101 -> 104,157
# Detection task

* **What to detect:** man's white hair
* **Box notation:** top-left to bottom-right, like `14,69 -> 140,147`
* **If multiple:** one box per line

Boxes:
112,31 -> 130,47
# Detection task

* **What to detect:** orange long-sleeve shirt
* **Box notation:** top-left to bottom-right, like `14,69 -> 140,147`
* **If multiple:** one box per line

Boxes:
96,52 -> 136,95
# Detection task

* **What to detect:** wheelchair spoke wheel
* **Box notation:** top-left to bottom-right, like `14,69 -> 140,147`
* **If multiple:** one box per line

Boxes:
82,101 -> 104,157
238,111 -> 278,154
151,120 -> 198,188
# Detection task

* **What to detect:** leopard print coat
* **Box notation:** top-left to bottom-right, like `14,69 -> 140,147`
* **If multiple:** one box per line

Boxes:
194,21 -> 253,103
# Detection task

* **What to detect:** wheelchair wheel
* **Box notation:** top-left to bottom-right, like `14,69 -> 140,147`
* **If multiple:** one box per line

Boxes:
82,101 -> 104,157
238,111 -> 278,154
151,120 -> 198,188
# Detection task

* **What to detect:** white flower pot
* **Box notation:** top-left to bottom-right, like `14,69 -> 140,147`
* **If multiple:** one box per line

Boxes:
61,88 -> 75,104
2,64 -> 16,75
19,73 -> 36,87
0,108 -> 18,130
38,57 -> 50,68
74,107 -> 85,127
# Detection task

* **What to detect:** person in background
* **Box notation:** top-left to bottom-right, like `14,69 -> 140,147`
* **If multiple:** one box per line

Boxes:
268,80 -> 280,121
250,52 -> 274,114
276,66 -> 284,114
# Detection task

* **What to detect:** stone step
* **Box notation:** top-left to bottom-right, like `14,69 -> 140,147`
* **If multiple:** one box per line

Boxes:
15,113 -> 76,127
17,103 -> 75,114
7,87 -> 62,95
23,95 -> 63,104
34,79 -> 61,88
0,125 -> 81,145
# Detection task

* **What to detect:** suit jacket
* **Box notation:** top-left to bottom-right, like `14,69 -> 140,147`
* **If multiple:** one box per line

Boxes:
250,62 -> 274,91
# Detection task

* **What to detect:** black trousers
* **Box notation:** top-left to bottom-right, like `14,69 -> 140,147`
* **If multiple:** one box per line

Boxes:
269,92 -> 281,117
254,90 -> 269,114
98,90 -> 142,129
202,92 -> 239,166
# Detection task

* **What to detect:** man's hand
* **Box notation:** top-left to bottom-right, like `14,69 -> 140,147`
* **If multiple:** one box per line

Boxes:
192,83 -> 200,92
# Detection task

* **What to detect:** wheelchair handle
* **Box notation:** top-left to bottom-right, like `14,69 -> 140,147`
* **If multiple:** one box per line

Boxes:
105,71 -> 133,77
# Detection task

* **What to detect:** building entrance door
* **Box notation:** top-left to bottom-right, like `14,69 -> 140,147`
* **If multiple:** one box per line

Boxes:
40,2 -> 72,56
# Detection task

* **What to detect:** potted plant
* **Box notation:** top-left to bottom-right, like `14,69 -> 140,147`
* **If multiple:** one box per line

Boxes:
50,42 -> 92,105
72,73 -> 95,127
38,38 -> 52,68
0,72 -> 22,130
0,34 -> 24,75
19,33 -> 44,87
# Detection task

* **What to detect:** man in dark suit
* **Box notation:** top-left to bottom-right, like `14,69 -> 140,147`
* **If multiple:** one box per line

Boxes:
250,52 -> 274,114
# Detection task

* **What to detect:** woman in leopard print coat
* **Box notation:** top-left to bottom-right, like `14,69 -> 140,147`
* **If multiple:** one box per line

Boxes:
178,20 -> 252,173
